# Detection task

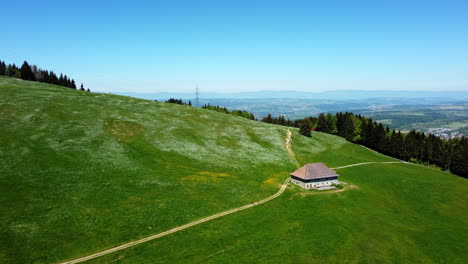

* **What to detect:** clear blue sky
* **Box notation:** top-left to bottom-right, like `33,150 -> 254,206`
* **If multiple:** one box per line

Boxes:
2,0 -> 468,93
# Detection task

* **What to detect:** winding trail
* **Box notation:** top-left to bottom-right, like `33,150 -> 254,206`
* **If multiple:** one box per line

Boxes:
59,130 -> 297,264
60,177 -> 290,264
285,129 -> 301,168
332,161 -> 402,170
285,129 -> 295,157
59,130 -> 404,264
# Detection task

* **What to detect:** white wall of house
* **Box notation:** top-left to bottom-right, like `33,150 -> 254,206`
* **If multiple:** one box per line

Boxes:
291,178 -> 339,189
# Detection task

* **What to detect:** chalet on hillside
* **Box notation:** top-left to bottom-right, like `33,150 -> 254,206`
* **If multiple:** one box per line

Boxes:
290,162 -> 339,189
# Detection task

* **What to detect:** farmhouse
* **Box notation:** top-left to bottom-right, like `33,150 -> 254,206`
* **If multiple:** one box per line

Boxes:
291,162 -> 339,189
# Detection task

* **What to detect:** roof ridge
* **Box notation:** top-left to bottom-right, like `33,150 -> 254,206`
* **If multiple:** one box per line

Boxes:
291,162 -> 338,180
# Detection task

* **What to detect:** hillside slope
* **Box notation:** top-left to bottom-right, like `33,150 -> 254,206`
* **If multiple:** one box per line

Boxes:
86,162 -> 468,264
1,76 -> 466,263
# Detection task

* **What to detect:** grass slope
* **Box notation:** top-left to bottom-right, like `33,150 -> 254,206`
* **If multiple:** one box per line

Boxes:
86,163 -> 468,264
1,76 -> 466,263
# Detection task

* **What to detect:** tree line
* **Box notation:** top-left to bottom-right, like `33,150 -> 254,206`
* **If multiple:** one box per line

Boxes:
261,112 -> 467,178
161,100 -> 256,120
0,59 -> 90,92
164,98 -> 192,105
202,104 -> 256,120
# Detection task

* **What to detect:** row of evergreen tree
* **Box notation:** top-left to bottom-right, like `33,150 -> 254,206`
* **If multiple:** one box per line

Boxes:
161,100 -> 256,120
332,112 -> 466,178
261,114 -> 297,127
261,112 -> 467,178
0,60 -> 90,92
165,98 -> 192,105
261,114 -> 317,135
201,104 -> 256,120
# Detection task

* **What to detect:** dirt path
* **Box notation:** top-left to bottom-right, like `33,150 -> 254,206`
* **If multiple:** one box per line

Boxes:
293,162 -> 406,197
285,129 -> 295,157
60,130 -> 301,263
59,180 -> 290,263
59,132 -> 402,264
285,129 -> 301,168
359,144 -> 452,174
332,161 -> 402,170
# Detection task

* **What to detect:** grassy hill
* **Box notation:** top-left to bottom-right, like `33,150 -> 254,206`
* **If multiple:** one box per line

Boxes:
1,76 -> 466,263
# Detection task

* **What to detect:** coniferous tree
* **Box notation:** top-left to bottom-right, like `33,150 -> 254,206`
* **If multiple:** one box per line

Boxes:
431,136 -> 445,167
263,114 -> 273,123
443,140 -> 454,171
375,123 -> 386,152
343,114 -> 355,141
316,113 -> 329,132
41,70 -> 50,83
360,118 -> 369,144
2,59 -> 81,89
416,132 -> 426,161
49,71 -> 59,84
7,64 -> 19,77
336,112 -> 345,137
395,131 -> 405,159
0,60 -> 6,75
405,130 -> 417,160
423,134 -> 436,164
353,116 -> 362,142
387,130 -> 398,157
326,113 -> 337,134
20,61 -> 36,81
299,120 -> 312,137
451,138 -> 468,178
367,122 -> 378,148
59,74 -> 64,86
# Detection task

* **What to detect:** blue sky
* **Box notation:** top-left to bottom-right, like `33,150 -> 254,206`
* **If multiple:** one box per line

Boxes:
2,0 -> 468,93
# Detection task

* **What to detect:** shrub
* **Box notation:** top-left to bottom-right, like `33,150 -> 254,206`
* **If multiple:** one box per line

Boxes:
332,183 -> 344,189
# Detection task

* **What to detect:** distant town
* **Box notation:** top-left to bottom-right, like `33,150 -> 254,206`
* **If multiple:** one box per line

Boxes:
425,128 -> 465,140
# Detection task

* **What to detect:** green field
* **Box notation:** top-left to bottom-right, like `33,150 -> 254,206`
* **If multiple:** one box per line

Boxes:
1,76 -> 467,263
86,164 -> 467,264
362,107 -> 468,134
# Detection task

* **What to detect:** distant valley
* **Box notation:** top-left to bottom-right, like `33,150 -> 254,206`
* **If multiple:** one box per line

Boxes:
116,91 -> 468,138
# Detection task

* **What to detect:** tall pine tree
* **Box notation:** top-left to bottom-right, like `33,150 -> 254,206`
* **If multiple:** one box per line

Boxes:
299,120 -> 312,137
326,113 -> 337,134
316,113 -> 329,132
0,60 -> 6,75
20,61 -> 36,81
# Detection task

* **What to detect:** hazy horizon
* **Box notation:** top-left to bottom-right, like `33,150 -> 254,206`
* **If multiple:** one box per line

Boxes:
114,89 -> 468,101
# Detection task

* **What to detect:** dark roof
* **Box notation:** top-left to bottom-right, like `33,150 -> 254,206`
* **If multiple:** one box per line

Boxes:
290,162 -> 338,180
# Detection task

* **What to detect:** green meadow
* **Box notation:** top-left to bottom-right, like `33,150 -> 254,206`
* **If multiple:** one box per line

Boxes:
1,76 -> 467,263
86,164 -> 467,264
